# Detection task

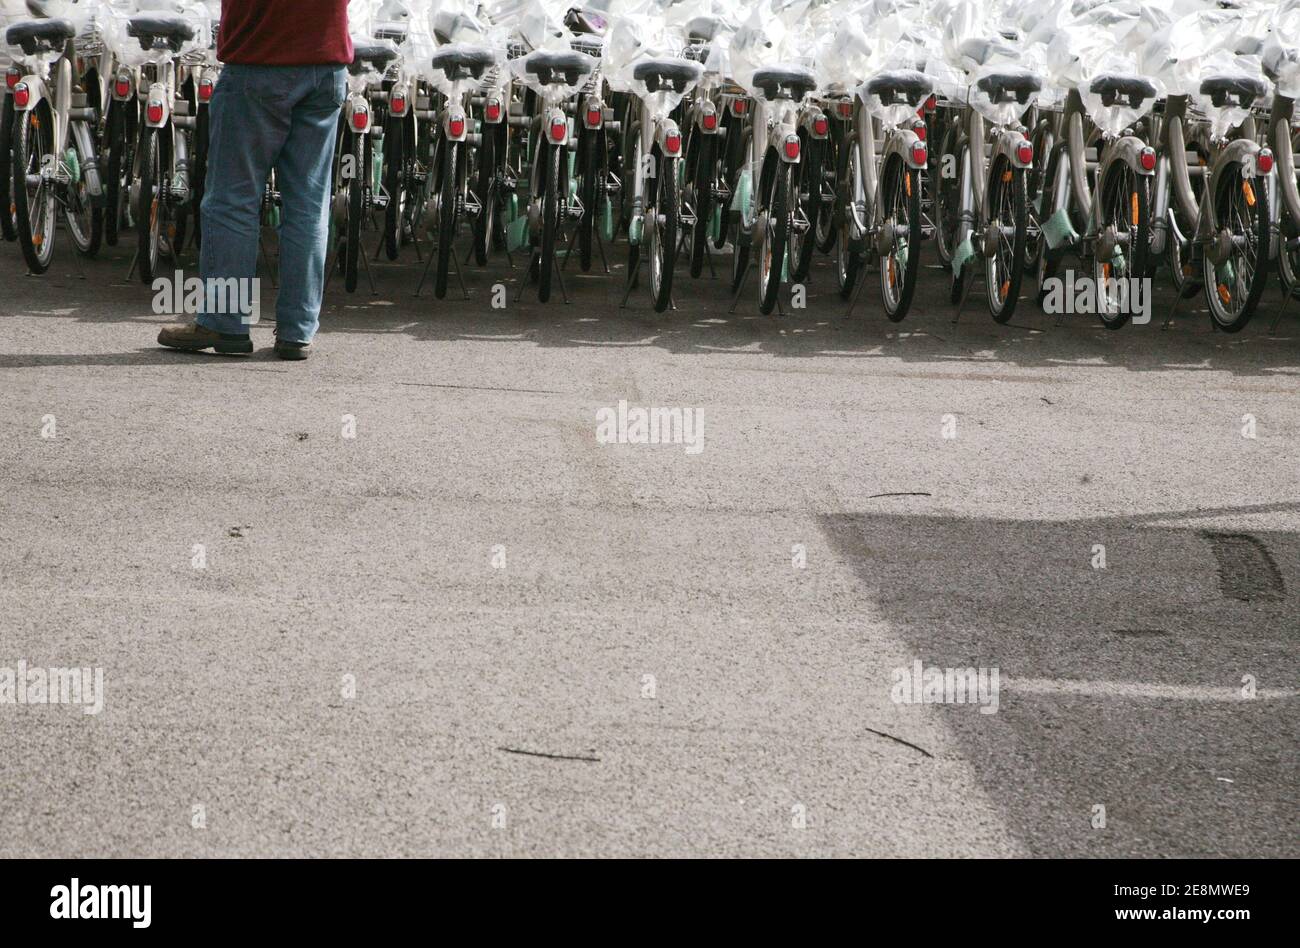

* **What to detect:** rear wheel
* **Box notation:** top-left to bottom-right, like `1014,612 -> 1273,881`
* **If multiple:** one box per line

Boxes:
688,129 -> 715,278
933,122 -> 963,267
538,140 -> 559,302
343,131 -> 363,293
648,150 -> 678,312
790,133 -> 823,282
383,111 -> 405,261
758,158 -> 794,315
1092,163 -> 1150,330
64,123 -> 102,257
730,125 -> 753,291
984,156 -> 1027,323
879,155 -> 922,322
12,102 -> 57,273
1203,163 -> 1271,333
434,139 -> 459,299
0,94 -> 16,242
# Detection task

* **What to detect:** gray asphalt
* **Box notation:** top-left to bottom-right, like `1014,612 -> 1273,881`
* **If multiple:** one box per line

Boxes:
1,231 -> 1297,857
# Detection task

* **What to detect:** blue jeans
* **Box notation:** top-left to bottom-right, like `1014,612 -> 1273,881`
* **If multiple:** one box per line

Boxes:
196,64 -> 345,344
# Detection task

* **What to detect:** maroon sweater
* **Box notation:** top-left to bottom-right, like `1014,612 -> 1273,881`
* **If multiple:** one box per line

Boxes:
218,0 -> 353,66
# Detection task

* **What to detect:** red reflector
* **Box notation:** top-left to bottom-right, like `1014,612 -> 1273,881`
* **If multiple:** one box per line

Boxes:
838,101 -> 852,117
664,132 -> 681,155
783,137 -> 800,160
6,70 -> 20,90
732,98 -> 746,115
586,107 -> 601,127
924,94 -> 937,112
914,122 -> 927,142
147,102 -> 164,124
813,116 -> 828,136
449,115 -> 465,138
390,94 -> 406,114
549,119 -> 566,142
485,101 -> 501,122
115,78 -> 131,98
1016,141 -> 1033,165
198,81 -> 214,103
1256,150 -> 1274,175
14,83 -> 30,108
351,108 -> 368,131
1139,148 -> 1156,172
702,111 -> 717,131
911,143 -> 928,165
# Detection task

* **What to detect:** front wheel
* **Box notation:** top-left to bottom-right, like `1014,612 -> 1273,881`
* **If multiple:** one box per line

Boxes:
0,94 -> 16,242
434,139 -> 459,299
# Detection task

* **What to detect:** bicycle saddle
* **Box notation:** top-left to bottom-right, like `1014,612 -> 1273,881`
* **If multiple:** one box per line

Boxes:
632,58 -> 703,94
523,50 -> 593,85
863,70 -> 932,107
686,15 -> 726,43
956,36 -> 1016,69
752,65 -> 817,102
1198,73 -> 1267,109
975,70 -> 1041,105
126,14 -> 196,53
5,18 -> 75,55
430,45 -> 496,81
373,21 -> 408,45
563,8 -> 608,37
1089,74 -> 1157,109
350,42 -> 399,75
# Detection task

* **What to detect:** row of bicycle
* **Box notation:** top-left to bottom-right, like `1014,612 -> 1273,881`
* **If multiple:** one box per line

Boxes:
2,0 -> 1300,332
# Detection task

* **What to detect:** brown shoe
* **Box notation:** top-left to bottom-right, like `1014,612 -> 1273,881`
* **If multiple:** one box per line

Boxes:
157,322 -> 253,355
273,338 -> 312,361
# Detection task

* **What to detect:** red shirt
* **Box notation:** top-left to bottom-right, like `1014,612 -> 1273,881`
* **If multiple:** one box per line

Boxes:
218,0 -> 353,66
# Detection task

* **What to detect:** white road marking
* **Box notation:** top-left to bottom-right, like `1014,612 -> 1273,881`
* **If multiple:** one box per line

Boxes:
1002,678 -> 1299,701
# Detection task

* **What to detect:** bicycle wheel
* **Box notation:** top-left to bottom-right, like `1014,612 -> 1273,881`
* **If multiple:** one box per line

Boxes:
790,132 -> 822,282
435,139 -> 459,299
576,124 -> 603,272
648,150 -> 678,312
0,93 -> 15,242
472,119 -> 503,265
383,111 -> 404,261
984,155 -> 1027,323
946,140 -> 972,305
836,144 -> 863,301
344,130 -> 363,293
1203,163 -> 1270,333
730,125 -> 753,291
135,125 -> 171,284
1092,162 -> 1150,331
64,123 -> 103,258
191,100 -> 208,250
538,139 -> 558,302
933,121 -> 962,267
815,125 -> 839,254
879,154 -> 922,322
688,128 -> 715,278
12,102 -> 57,273
758,159 -> 794,315
716,106 -> 746,249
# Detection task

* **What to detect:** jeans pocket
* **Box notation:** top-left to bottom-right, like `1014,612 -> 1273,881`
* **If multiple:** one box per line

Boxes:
327,68 -> 347,109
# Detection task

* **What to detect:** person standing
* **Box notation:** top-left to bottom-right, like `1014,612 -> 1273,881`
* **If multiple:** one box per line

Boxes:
157,0 -> 353,359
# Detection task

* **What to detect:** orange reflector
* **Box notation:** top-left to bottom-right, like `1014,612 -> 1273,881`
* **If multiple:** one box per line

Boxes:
1102,263 -> 1111,280
1130,192 -> 1139,226
32,234 -> 43,246
904,172 -> 912,198
1217,284 -> 1231,304
1242,181 -> 1256,207
1001,169 -> 1012,183
888,258 -> 897,288
1000,280 -> 1010,298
